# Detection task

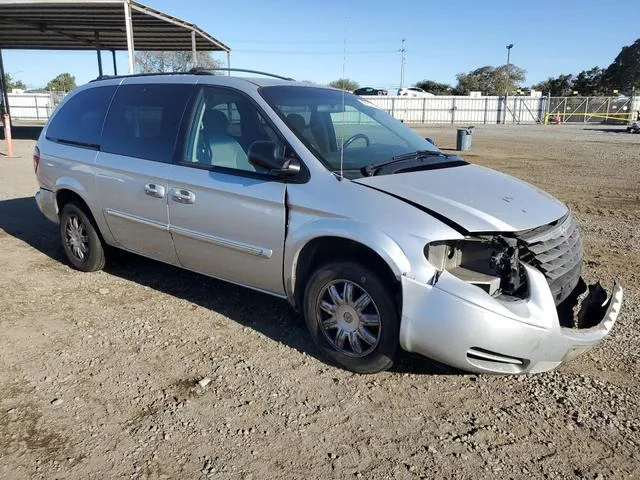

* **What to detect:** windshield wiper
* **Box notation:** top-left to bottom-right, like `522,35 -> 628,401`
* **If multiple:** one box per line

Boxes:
361,150 -> 446,176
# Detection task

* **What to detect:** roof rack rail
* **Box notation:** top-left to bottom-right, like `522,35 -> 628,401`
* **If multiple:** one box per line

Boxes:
90,69 -> 295,83
189,67 -> 295,81
90,71 -> 198,82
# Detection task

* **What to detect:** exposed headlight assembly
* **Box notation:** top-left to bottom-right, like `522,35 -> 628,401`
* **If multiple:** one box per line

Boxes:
424,236 -> 525,297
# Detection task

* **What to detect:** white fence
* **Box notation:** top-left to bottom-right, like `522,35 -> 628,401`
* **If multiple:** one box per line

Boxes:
364,95 -> 640,125
7,90 -> 640,125
364,95 -> 546,124
7,92 -> 64,121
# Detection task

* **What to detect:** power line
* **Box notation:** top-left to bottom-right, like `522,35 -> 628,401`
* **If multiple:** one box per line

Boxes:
233,49 -> 398,55
225,39 -> 399,45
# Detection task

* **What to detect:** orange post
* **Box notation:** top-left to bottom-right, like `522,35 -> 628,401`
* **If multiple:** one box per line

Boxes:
2,113 -> 13,157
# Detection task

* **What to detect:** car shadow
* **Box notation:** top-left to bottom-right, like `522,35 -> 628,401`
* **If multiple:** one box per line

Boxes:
0,196 -> 461,376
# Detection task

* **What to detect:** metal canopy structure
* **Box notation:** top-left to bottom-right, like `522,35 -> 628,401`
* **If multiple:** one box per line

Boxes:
0,0 -> 230,75
0,0 -> 231,123
0,0 -> 230,51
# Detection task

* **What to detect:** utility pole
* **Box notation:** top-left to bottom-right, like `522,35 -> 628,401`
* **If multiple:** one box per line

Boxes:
399,38 -> 406,91
504,43 -> 513,124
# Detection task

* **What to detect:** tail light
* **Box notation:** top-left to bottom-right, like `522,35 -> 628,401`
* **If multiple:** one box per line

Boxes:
33,145 -> 40,173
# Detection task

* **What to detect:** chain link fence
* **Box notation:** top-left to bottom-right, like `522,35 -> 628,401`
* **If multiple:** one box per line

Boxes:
546,96 -> 638,124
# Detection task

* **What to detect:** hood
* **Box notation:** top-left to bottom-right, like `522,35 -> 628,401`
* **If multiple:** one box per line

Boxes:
353,164 -> 567,233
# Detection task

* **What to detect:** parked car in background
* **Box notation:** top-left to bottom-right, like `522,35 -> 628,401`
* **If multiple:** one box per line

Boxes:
34,70 -> 622,375
353,87 -> 388,96
397,87 -> 434,97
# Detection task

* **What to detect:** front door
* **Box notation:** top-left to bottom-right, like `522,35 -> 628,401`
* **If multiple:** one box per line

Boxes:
95,82 -> 193,264
167,86 -> 289,295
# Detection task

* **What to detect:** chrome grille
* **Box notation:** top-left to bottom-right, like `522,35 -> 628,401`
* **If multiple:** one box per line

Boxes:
517,214 -> 583,305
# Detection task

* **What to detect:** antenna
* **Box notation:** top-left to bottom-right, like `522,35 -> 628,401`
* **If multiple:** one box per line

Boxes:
339,18 -> 347,180
399,38 -> 406,89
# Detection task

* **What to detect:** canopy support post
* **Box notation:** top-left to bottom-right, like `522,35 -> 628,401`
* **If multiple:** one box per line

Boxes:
191,31 -> 197,68
124,0 -> 135,74
227,51 -> 231,76
95,31 -> 103,76
0,49 -> 10,118
0,49 -> 13,157
111,50 -> 117,75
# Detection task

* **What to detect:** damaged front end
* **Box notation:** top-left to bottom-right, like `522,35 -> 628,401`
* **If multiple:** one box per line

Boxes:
425,235 -> 526,299
416,211 -> 623,373
424,212 -> 620,333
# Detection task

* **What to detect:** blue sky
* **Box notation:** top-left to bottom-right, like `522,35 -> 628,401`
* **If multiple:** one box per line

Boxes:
6,0 -> 638,90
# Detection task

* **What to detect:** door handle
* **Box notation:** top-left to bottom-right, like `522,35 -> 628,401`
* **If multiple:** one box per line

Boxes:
171,188 -> 196,204
144,183 -> 165,198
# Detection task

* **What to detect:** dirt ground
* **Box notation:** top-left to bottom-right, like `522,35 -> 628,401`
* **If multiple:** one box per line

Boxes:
0,124 -> 639,479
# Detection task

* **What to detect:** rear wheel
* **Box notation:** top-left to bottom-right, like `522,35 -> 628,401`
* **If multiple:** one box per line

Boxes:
303,262 -> 399,373
60,202 -> 106,272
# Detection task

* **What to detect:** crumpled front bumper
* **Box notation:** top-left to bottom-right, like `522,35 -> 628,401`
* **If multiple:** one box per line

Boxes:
399,264 -> 623,374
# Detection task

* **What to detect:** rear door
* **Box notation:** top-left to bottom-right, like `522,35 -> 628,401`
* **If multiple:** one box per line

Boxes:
95,81 -> 193,264
167,86 -> 288,295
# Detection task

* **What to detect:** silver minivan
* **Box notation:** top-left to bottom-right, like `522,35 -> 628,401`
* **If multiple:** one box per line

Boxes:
34,70 -> 623,374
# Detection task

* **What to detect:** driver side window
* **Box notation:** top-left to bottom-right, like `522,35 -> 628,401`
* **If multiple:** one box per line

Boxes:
183,87 -> 275,173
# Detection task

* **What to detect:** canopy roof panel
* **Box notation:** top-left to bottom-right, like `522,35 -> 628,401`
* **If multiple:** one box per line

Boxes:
0,0 -> 230,51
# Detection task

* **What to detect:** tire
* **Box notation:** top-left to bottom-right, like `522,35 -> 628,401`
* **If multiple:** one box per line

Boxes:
303,262 -> 399,373
59,202 -> 106,272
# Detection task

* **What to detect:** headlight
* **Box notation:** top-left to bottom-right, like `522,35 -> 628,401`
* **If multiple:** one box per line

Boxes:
424,236 -> 524,297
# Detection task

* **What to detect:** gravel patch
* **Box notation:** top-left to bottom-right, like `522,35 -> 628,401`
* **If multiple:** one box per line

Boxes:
1,125 -> 639,478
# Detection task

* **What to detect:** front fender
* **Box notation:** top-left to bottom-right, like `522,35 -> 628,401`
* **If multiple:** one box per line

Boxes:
284,217 -> 412,302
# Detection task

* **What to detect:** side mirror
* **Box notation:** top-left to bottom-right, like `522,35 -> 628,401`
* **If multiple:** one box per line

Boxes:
425,137 -> 436,145
248,141 -> 301,176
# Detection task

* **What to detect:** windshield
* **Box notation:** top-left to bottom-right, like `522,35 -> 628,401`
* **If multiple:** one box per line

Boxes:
259,86 -> 440,172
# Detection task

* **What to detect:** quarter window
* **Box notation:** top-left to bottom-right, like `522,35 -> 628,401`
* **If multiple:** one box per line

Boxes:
46,86 -> 116,148
101,84 -> 192,163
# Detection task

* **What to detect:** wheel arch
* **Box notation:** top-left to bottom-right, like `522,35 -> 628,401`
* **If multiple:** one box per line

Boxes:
285,223 -> 411,310
55,188 -> 91,218
54,184 -> 110,244
53,177 -> 92,217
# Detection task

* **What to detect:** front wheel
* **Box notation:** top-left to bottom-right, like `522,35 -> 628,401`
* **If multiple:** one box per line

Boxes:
303,262 -> 399,373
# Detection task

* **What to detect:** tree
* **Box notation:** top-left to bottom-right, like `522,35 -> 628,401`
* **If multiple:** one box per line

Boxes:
414,80 -> 454,95
531,74 -> 573,96
136,51 -> 220,73
3,73 -> 26,91
603,38 -> 640,94
573,67 -> 606,96
328,78 -> 359,91
454,65 -> 526,95
47,73 -> 76,92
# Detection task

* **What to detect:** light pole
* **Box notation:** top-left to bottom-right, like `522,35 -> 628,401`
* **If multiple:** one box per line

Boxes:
399,38 -> 406,91
504,43 -> 513,124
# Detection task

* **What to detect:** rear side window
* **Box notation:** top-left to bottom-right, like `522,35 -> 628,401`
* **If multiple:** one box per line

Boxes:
101,84 -> 192,163
46,86 -> 116,148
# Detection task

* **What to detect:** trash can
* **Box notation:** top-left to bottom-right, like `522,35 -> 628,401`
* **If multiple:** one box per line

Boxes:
456,126 -> 475,151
